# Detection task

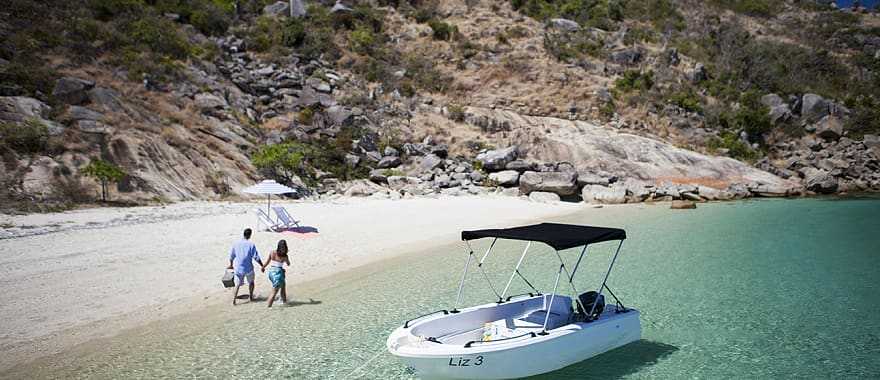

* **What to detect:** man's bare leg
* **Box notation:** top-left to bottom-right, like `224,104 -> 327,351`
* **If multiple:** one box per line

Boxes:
232,284 -> 240,306
248,282 -> 255,302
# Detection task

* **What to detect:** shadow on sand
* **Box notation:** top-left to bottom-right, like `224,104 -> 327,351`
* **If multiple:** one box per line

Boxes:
282,226 -> 319,234
527,340 -> 679,379
284,298 -> 322,307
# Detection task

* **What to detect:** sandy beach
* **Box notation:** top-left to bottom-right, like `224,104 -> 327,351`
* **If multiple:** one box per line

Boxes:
0,195 -> 583,371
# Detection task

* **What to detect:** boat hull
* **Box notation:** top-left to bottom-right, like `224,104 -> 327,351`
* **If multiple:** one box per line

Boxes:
389,310 -> 641,379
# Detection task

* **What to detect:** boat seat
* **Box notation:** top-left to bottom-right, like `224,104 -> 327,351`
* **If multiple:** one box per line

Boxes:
516,310 -> 570,330
514,294 -> 573,330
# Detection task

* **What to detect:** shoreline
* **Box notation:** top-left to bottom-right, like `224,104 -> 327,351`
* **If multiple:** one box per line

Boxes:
0,195 -> 585,372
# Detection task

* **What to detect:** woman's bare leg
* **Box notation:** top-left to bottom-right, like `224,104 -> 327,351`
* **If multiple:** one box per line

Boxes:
280,284 -> 287,304
267,288 -> 279,307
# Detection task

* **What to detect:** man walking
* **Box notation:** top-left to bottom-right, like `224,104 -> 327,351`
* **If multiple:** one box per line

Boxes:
228,228 -> 264,305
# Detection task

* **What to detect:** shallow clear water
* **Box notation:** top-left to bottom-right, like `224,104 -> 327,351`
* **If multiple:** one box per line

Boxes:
16,198 -> 880,379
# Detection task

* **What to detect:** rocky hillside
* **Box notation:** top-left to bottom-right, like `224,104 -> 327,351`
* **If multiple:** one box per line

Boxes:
1,0 -> 878,212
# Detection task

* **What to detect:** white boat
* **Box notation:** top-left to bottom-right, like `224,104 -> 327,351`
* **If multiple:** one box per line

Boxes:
387,223 -> 641,379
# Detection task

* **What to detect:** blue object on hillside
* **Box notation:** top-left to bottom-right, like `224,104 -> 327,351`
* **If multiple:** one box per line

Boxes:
837,0 -> 878,9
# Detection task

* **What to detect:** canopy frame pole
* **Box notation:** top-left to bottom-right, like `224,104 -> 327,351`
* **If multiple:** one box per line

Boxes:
589,240 -> 625,320
540,263 -> 564,335
554,249 -> 585,319
476,238 -> 502,300
499,241 -> 531,303
569,245 -> 589,281
452,242 -> 476,313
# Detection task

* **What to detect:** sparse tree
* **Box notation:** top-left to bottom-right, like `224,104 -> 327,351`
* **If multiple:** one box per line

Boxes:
82,159 -> 126,202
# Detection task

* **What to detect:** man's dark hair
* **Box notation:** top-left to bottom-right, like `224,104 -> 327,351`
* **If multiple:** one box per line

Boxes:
243,228 -> 252,239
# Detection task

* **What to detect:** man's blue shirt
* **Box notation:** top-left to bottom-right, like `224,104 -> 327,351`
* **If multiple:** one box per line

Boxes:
230,239 -> 261,274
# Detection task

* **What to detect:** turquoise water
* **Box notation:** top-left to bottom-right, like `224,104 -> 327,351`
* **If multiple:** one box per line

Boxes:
13,198 -> 880,379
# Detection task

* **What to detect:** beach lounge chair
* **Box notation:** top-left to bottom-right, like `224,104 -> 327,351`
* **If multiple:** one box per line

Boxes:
271,206 -> 301,229
255,208 -> 284,232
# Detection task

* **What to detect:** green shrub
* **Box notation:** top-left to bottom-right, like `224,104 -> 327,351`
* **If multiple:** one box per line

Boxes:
844,95 -> 880,139
412,7 -> 435,23
297,106 -> 315,125
126,16 -> 191,59
403,53 -> 451,93
428,20 -> 457,41
707,132 -> 760,162
189,5 -> 231,36
0,119 -> 49,154
711,0 -> 778,17
252,143 -> 310,185
282,18 -> 307,47
90,0 -> 145,20
82,159 -> 126,202
629,0 -> 685,32
510,0 -> 623,30
667,89 -> 702,113
447,103 -> 466,122
381,169 -> 405,177
0,60 -> 58,99
543,29 -> 603,62
252,138 -> 369,187
349,25 -> 378,54
456,39 -> 481,59
614,70 -> 654,93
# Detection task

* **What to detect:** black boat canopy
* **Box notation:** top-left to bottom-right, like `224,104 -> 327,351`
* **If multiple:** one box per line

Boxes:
461,222 -> 626,251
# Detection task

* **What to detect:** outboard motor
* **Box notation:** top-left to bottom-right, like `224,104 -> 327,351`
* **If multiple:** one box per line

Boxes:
577,291 -> 605,320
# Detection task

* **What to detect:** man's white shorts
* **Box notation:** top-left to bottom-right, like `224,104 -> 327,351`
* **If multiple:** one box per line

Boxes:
234,271 -> 255,286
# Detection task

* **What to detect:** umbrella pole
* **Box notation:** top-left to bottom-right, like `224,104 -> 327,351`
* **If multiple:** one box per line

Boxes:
267,194 -> 271,220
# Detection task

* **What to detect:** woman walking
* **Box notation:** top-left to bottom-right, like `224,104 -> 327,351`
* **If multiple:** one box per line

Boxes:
262,240 -> 290,307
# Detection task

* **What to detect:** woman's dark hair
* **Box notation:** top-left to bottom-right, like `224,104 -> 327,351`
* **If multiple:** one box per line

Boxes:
276,240 -> 288,257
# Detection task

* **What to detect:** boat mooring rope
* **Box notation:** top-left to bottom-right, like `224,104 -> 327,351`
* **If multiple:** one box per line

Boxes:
344,344 -> 385,379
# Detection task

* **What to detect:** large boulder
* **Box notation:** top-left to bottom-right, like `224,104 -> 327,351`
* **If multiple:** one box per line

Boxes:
814,115 -> 843,141
418,154 -> 444,171
688,63 -> 707,83
549,18 -> 580,32
488,170 -> 520,187
671,200 -> 697,209
610,48 -> 643,65
529,191 -> 561,203
52,77 -> 94,105
505,160 -> 536,172
342,180 -> 381,197
768,104 -> 792,125
762,94 -> 791,125
576,171 -> 610,187
476,146 -> 518,171
87,87 -> 123,112
760,94 -> 785,107
581,184 -> 626,204
0,96 -> 49,123
387,176 -> 419,190
325,105 -> 353,126
263,1 -> 289,16
863,134 -> 880,156
65,105 -> 103,121
194,92 -> 227,112
519,171 -> 578,195
290,0 -> 307,18
369,169 -> 388,184
802,167 -> 838,194
376,155 -> 401,169
801,93 -> 829,122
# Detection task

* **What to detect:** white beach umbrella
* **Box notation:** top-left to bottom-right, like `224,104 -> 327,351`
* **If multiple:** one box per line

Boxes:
241,179 -> 297,216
